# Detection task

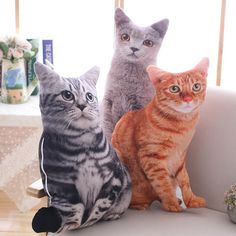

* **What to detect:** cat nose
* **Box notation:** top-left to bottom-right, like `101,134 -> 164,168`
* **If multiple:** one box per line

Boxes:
77,104 -> 86,111
183,96 -> 193,103
130,47 -> 139,52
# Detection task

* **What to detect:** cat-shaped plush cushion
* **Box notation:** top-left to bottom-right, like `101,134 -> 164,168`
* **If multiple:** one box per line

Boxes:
32,63 -> 131,233
102,8 -> 169,141
112,58 -> 209,212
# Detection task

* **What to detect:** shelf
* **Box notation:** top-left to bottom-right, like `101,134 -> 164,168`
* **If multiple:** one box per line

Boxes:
0,96 -> 42,127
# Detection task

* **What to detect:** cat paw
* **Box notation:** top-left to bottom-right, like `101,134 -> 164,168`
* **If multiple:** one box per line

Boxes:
62,222 -> 80,231
103,213 -> 121,221
162,200 -> 182,212
187,196 -> 206,208
129,203 -> 149,210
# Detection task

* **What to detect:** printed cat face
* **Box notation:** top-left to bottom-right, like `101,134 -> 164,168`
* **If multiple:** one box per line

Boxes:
147,58 -> 209,114
35,63 -> 100,133
114,8 -> 169,63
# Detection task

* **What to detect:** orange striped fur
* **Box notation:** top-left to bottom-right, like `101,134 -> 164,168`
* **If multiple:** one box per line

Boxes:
112,58 -> 209,212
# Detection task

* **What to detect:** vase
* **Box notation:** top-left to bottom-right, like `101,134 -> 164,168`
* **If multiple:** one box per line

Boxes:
227,207 -> 236,224
1,58 -> 28,104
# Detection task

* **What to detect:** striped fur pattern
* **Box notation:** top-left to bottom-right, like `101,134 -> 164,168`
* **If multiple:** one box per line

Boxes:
32,63 -> 131,233
112,58 -> 209,212
102,8 -> 169,142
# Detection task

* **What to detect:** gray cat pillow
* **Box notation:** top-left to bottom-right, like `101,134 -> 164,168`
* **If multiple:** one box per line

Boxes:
32,63 -> 131,233
102,8 -> 169,141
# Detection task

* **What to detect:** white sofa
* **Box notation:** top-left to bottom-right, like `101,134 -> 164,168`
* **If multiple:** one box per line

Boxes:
46,86 -> 236,235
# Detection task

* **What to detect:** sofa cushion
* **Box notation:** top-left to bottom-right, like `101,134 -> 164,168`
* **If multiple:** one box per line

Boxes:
48,204 -> 235,236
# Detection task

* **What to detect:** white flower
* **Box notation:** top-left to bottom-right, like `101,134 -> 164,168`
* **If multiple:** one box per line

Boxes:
7,48 -> 14,59
0,35 -> 36,61
0,36 -> 8,43
14,36 -> 32,50
12,48 -> 24,59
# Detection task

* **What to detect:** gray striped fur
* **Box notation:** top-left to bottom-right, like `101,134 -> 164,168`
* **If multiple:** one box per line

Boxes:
32,63 -> 131,233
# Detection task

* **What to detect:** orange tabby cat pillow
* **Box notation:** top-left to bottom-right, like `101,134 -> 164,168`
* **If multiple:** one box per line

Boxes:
112,58 -> 209,212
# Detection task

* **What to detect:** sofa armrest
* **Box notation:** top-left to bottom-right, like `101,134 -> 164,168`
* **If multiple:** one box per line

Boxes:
26,179 -> 46,198
187,86 -> 236,212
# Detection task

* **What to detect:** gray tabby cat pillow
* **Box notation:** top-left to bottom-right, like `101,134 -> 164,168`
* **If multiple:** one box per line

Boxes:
102,8 -> 169,141
32,63 -> 131,233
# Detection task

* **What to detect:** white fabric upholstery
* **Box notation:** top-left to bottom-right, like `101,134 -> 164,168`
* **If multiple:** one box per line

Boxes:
187,86 -> 236,212
49,205 -> 235,236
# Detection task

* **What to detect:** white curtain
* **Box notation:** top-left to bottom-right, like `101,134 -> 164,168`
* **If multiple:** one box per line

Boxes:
2,0 -> 235,93
221,0 -> 236,90
125,0 -> 221,87
19,0 -> 115,100
0,0 -> 15,35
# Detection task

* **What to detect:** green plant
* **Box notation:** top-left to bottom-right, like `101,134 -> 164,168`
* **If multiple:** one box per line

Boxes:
225,184 -> 236,210
0,36 -> 36,63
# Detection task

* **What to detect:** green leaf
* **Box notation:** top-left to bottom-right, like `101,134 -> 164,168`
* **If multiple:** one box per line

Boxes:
0,42 -> 9,56
27,39 -> 39,55
23,49 -> 36,60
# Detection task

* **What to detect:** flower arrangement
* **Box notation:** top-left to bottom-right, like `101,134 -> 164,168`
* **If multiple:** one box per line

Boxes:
0,35 -> 37,63
224,183 -> 236,210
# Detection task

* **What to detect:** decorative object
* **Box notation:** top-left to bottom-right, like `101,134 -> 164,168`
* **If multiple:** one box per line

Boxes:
0,36 -> 38,103
112,58 -> 209,212
27,38 -> 40,95
1,58 -> 27,103
42,39 -> 53,64
224,183 -> 236,223
32,63 -> 131,233
0,36 -> 35,62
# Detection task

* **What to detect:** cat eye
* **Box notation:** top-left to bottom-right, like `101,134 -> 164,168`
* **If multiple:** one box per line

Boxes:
86,92 -> 94,102
169,85 -> 181,93
121,33 -> 130,41
143,39 -> 154,47
192,83 -> 201,92
61,90 -> 74,101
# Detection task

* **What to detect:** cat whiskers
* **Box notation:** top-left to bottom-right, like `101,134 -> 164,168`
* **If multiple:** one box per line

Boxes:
65,118 -> 74,129
65,112 -> 80,129
82,110 -> 95,120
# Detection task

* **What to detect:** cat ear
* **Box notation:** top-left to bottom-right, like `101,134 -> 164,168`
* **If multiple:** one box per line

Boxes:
34,62 -> 60,83
81,66 -> 100,87
146,65 -> 166,85
151,19 -> 169,38
115,8 -> 131,27
194,57 -> 209,77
